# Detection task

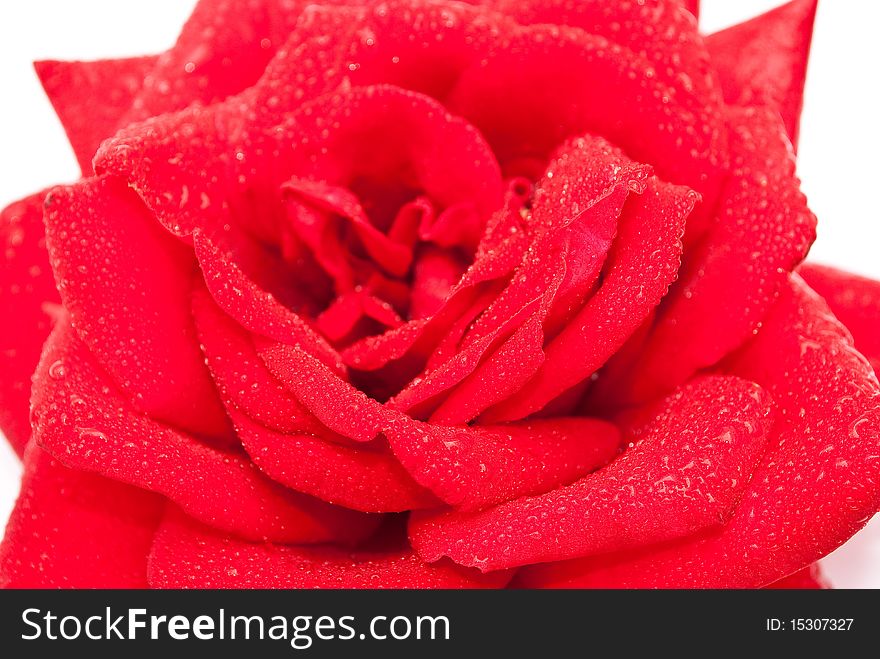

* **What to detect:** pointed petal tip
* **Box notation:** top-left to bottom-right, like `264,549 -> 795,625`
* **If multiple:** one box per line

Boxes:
707,0 -> 818,148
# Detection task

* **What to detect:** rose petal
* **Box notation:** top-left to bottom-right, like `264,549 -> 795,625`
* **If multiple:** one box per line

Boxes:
283,178 -> 414,281
600,106 -> 815,407
409,246 -> 468,320
340,197 -> 527,379
96,96 -> 245,239
150,507 -> 510,589
682,0 -> 699,19
253,0 -> 493,114
445,21 -> 726,232
43,175 -> 230,440
193,228 -> 343,370
0,442 -> 163,588
192,281 -> 330,436
0,193 -> 60,454
122,0 -> 341,123
464,134 -> 651,346
31,315 -> 378,545
427,312 -> 547,424
34,56 -> 157,174
486,0 -> 716,102
280,85 -> 503,235
389,282 -> 554,419
257,341 -> 392,443
799,263 -> 880,370
231,408 -> 438,513
411,375 -> 771,571
707,0 -> 817,147
386,416 -> 620,512
484,178 -> 696,422
518,276 -> 880,587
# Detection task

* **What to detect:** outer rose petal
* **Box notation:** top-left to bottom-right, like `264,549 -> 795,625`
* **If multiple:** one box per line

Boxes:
412,376 -> 772,571
32,315 -> 379,545
799,264 -> 880,370
707,0 -> 817,148
122,0 -> 356,123
34,56 -> 157,174
253,1 -> 491,115
149,507 -> 511,589
0,442 -> 163,588
518,276 -> 880,588
485,0 -> 714,101
192,282 -> 332,436
0,193 -> 60,455
44,175 -> 230,440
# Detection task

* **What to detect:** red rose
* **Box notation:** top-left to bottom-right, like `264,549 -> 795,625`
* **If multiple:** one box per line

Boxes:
1,0 -> 878,589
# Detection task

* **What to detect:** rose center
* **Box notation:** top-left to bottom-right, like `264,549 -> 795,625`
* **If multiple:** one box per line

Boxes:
263,85 -> 504,348
279,173 -> 483,346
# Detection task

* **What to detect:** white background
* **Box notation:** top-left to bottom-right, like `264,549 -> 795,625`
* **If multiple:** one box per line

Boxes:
1,1 -> 878,586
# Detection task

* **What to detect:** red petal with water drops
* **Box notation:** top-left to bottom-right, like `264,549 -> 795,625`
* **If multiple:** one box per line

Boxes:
231,408 -> 437,513
258,341 -> 392,443
192,282 -> 329,436
707,0 -> 817,147
31,315 -> 378,545
193,229 -> 342,370
445,22 -> 727,230
43,175 -> 230,440
96,97 -> 244,240
0,442 -> 163,588
484,178 -> 695,422
279,84 -> 504,242
464,134 -> 650,347
518,277 -> 880,587
486,0 -> 714,102
0,193 -> 60,455
283,177 -> 413,281
604,106 -> 815,407
149,507 -> 510,589
385,416 -> 620,512
723,276 -> 880,582
34,56 -> 157,174
252,0 -> 493,115
412,375 -> 771,571
121,0 -> 336,123
799,263 -> 880,371
428,313 -> 547,424
419,147 -> 638,420
389,283 -> 554,420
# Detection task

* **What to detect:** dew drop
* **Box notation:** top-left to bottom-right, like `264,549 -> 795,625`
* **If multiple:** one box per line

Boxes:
48,360 -> 67,380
